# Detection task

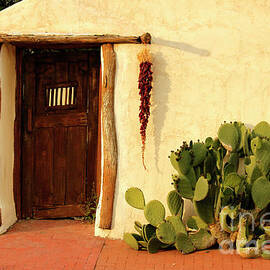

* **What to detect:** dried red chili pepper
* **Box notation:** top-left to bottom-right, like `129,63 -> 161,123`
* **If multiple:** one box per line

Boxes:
138,59 -> 153,169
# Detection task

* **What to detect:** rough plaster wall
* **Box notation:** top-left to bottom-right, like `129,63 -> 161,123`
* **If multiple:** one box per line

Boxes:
1,0 -> 270,238
0,44 -> 17,234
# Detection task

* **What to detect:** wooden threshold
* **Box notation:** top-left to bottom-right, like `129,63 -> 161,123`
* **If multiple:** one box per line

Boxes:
32,205 -> 85,219
0,33 -> 151,46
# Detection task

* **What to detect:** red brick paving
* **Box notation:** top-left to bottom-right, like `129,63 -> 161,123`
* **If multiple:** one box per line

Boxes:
0,220 -> 269,270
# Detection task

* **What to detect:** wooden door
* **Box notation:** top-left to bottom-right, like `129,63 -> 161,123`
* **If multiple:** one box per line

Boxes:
21,50 -> 100,219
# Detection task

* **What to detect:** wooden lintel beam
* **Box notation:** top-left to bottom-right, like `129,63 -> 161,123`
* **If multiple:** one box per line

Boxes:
0,33 -> 151,45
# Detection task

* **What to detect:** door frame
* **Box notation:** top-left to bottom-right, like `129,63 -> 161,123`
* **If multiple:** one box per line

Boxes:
13,43 -> 119,229
13,46 -> 102,219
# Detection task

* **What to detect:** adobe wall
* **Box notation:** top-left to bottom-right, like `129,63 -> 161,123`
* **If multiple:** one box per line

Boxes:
0,0 -> 270,238
0,44 -> 17,234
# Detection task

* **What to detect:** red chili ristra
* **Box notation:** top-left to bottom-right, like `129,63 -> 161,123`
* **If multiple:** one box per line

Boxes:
138,61 -> 153,169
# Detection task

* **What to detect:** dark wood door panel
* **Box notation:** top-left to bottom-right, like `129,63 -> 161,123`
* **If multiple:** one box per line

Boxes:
53,127 -> 67,205
66,126 -> 87,205
33,128 -> 54,207
22,50 -> 100,219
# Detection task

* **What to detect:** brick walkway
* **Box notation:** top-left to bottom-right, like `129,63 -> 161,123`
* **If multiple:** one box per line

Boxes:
0,220 -> 269,270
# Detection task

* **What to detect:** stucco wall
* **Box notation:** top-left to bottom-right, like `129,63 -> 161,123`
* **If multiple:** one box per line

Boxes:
0,44 -> 17,234
1,0 -> 270,238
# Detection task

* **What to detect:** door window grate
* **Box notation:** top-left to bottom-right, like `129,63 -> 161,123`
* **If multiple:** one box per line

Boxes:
45,84 -> 77,110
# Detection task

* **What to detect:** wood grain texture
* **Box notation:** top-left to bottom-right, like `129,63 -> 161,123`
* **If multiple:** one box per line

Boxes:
99,44 -> 118,229
22,51 -> 100,218
0,33 -> 151,45
32,205 -> 85,219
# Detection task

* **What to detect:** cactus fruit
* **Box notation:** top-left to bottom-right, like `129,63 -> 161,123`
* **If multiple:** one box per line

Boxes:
194,176 -> 209,201
191,143 -> 207,166
251,177 -> 270,209
189,229 -> 216,250
144,200 -> 165,227
218,123 -> 239,152
147,237 -> 161,253
156,221 -> 176,244
175,233 -> 195,254
124,233 -> 140,250
167,190 -> 183,216
166,215 -> 187,235
219,206 -> 239,233
187,216 -> 208,230
125,187 -> 145,209
253,121 -> 270,139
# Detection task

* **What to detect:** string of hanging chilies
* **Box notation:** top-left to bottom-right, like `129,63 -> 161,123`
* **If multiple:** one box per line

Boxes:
137,45 -> 153,170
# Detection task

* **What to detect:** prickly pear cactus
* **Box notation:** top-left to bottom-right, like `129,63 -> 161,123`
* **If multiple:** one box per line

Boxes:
218,123 -> 239,152
167,190 -> 183,216
125,187 -> 145,209
124,120 -> 270,259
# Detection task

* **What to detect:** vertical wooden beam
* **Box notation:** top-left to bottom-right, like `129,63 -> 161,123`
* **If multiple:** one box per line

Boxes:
13,48 -> 23,219
99,44 -> 117,229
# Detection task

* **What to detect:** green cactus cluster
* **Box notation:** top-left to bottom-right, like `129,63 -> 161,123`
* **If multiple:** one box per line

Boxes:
123,121 -> 270,259
124,187 -> 216,254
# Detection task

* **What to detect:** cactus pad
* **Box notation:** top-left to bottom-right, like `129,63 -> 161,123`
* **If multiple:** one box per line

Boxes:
175,233 -> 195,254
123,233 -> 139,250
156,221 -> 176,244
251,137 -> 270,175
167,190 -> 183,216
191,142 -> 207,166
218,123 -> 239,152
144,200 -> 165,227
223,172 -> 242,189
144,224 -> 156,241
125,187 -> 145,209
187,216 -> 208,230
194,193 -> 214,224
189,229 -> 216,250
254,121 -> 270,139
147,237 -> 161,254
245,156 -> 262,185
170,150 -> 191,175
194,176 -> 209,201
219,206 -> 239,233
166,215 -> 187,235
251,177 -> 270,209
205,137 -> 213,148
177,177 -> 194,199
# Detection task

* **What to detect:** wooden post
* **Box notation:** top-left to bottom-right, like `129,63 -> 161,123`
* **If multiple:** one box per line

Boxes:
99,44 -> 117,229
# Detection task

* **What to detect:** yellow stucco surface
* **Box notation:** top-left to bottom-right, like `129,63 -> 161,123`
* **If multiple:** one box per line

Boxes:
0,0 -> 270,238
0,44 -> 17,234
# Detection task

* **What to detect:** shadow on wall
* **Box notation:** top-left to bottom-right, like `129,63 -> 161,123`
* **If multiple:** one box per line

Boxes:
153,38 -> 211,57
152,52 -> 171,173
151,38 -> 210,172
